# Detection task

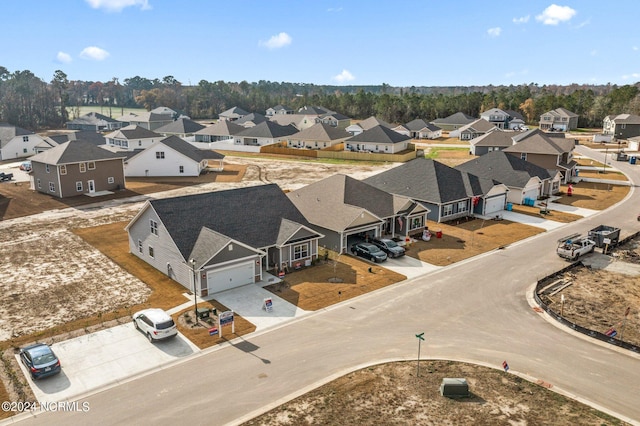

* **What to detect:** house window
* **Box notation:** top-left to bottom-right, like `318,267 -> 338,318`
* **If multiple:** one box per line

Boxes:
23,136 -> 29,142
156,151 -> 165,159
544,116 -> 551,121
458,201 -> 468,212
76,181 -> 83,191
138,140 -> 142,146
45,164 -> 50,173
293,243 -> 309,260
37,179 -> 41,189
79,163 -> 86,173
138,240 -> 143,254
520,153 -> 527,161
621,124 -> 626,129
179,166 -> 184,174
148,246 -> 154,258
409,216 -> 424,230
150,219 -> 158,236
49,182 -> 55,193
107,177 -> 114,184
60,165 -> 67,175
88,161 -> 95,170
443,204 -> 453,216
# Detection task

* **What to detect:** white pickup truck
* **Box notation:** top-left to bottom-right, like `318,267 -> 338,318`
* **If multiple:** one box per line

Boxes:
556,233 -> 596,261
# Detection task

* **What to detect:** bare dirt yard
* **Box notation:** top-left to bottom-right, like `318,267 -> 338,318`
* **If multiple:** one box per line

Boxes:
243,360 -> 626,426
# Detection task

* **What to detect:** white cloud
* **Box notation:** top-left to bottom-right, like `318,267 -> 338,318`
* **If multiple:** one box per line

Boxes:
536,4 -> 576,25
327,7 -> 343,12
333,69 -> 355,83
79,46 -> 110,61
512,15 -> 530,24
56,51 -> 72,63
633,46 -> 639,51
622,73 -> 640,80
590,50 -> 597,56
259,32 -> 292,49
85,0 -> 151,12
487,27 -> 502,37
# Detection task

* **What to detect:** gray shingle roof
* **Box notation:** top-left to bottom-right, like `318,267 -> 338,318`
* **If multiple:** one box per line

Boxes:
430,112 -> 475,126
364,158 -> 492,203
155,118 -> 205,134
234,120 -> 299,138
289,123 -> 352,142
235,113 -> 268,126
155,136 -> 224,161
106,125 -> 161,140
219,107 -> 249,119
470,130 -> 515,147
456,151 -> 553,188
505,129 -> 572,155
358,116 -> 393,130
609,113 -> 640,124
347,125 -> 410,144
149,184 -> 313,258
0,123 -> 33,148
29,139 -> 125,165
459,119 -> 497,133
195,120 -> 245,136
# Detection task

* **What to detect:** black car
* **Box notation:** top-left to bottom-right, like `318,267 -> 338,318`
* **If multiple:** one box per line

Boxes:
351,242 -> 388,263
371,238 -> 406,258
19,343 -> 61,380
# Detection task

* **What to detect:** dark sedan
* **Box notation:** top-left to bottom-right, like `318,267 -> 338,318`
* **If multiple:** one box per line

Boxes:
371,238 -> 406,258
19,343 -> 61,380
351,242 -> 388,263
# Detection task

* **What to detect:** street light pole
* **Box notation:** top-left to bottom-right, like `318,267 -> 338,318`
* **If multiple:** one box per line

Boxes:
602,147 -> 608,174
189,258 -> 198,319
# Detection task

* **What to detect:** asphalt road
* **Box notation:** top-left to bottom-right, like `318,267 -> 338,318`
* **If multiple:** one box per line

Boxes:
7,145 -> 640,426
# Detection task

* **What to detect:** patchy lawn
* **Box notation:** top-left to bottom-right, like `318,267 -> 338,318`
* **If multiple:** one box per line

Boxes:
510,204 -> 584,223
553,182 -> 629,210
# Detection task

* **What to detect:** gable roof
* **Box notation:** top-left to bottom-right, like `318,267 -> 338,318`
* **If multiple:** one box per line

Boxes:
480,108 -> 509,117
289,122 -> 352,142
404,119 -> 440,132
235,112 -> 268,126
298,105 -> 333,115
542,107 -> 578,118
347,125 -> 410,144
459,118 -> 497,133
105,124 -> 161,140
608,113 -> 640,124
456,151 -> 553,188
287,175 -> 389,232
195,120 -> 245,136
505,129 -> 573,155
320,112 -> 350,121
66,112 -> 119,125
147,184 -> 313,258
155,118 -> 205,134
218,106 -> 249,119
29,139 -> 126,165
234,120 -> 298,138
358,116 -> 393,130
470,130 -> 515,148
430,112 -> 475,126
121,111 -> 173,123
152,135 -> 224,161
505,110 -> 525,121
363,158 -> 493,203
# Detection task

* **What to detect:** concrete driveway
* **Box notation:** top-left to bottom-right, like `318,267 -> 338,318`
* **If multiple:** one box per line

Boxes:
0,161 -> 31,182
16,323 -> 199,403
383,255 -> 441,279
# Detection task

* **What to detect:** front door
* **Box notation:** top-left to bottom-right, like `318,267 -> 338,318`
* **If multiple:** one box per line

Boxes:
87,180 -> 95,193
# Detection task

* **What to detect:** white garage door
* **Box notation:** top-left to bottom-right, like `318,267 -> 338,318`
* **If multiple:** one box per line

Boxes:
484,195 -> 506,214
523,187 -> 539,203
207,262 -> 254,294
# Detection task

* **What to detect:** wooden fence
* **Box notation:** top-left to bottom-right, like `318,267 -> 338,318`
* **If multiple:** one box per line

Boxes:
260,143 -> 417,162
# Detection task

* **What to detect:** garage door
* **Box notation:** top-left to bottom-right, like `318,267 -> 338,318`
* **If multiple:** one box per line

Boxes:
484,195 -> 506,214
522,187 -> 539,203
207,262 -> 254,294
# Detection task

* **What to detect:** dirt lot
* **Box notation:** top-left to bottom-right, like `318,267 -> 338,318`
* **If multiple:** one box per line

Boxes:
0,152 -> 637,423
243,361 -> 626,426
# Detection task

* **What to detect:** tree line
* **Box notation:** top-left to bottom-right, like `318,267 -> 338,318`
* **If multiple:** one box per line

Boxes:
1,66 -> 639,131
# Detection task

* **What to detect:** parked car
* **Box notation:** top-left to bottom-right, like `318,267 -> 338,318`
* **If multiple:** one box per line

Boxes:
132,308 -> 178,342
19,161 -> 32,171
19,343 -> 61,380
351,242 -> 388,263
371,238 -> 405,258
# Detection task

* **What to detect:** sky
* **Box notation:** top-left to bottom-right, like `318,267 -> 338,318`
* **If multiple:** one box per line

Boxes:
1,0 -> 640,87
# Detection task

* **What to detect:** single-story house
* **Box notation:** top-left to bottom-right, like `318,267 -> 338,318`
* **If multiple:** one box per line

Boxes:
218,106 -> 249,121
125,184 -> 323,296
155,118 -> 205,138
287,122 -> 352,149
117,111 -> 174,131
266,105 -> 294,116
194,120 -> 245,143
364,158 -> 508,222
393,119 -> 442,139
287,174 -> 429,253
453,119 -> 499,141
346,116 -> 394,136
268,114 -> 319,131
235,113 -> 268,128
456,151 -> 561,205
430,112 -> 476,132
345,125 -> 410,154
124,135 -> 224,177
28,139 -> 126,198
317,112 -> 351,129
469,130 -> 515,155
233,121 -> 299,146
